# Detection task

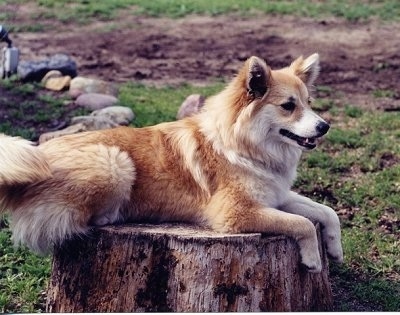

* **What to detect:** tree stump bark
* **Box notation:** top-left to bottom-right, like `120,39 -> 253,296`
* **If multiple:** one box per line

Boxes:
46,223 -> 333,312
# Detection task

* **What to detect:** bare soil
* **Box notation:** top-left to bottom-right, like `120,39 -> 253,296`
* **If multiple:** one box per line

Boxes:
2,12 -> 400,138
7,13 -> 400,110
1,8 -> 400,312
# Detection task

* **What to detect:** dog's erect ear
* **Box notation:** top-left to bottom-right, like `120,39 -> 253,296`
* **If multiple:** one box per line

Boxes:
290,53 -> 320,87
246,56 -> 271,99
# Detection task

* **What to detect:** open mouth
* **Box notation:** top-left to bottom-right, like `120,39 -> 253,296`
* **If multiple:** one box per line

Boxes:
279,129 -> 317,149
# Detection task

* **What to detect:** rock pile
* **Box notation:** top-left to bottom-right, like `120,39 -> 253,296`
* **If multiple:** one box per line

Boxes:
39,106 -> 135,144
18,53 -> 134,143
38,75 -> 133,142
16,53 -> 206,143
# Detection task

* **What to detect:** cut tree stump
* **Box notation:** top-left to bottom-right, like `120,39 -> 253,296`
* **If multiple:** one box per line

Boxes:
46,223 -> 333,312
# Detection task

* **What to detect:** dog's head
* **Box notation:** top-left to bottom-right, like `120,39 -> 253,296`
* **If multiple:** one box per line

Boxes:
219,54 -> 329,152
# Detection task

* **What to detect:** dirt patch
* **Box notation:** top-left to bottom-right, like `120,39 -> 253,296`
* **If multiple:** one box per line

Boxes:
5,13 -> 400,112
0,85 -> 86,140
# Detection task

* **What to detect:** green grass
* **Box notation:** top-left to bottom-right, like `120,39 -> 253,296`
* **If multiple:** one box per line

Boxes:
1,0 -> 399,29
0,219 -> 50,313
0,79 -> 89,140
295,103 -> 400,310
118,82 -> 224,127
331,263 -> 400,311
130,0 -> 400,20
1,80 -> 399,311
372,89 -> 397,98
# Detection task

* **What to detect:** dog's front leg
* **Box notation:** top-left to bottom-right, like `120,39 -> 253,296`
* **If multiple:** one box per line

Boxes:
280,191 -> 343,263
205,193 -> 322,272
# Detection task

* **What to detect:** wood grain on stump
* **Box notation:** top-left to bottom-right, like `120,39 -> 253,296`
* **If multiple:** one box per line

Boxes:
46,223 -> 333,312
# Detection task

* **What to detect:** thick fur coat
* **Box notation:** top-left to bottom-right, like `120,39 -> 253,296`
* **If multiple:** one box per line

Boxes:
0,54 -> 343,272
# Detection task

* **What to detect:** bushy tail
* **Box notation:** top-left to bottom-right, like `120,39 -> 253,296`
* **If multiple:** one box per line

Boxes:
0,134 -> 56,253
0,134 -> 135,254
0,134 -> 52,187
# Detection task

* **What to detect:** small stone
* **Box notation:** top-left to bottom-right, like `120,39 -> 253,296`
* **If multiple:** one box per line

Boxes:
39,123 -> 88,144
69,76 -> 118,98
69,116 -> 120,130
69,88 -> 84,99
91,106 -> 135,125
44,76 -> 71,91
39,116 -> 120,144
41,70 -> 62,83
39,105 -> 135,143
75,93 -> 118,111
176,94 -> 206,120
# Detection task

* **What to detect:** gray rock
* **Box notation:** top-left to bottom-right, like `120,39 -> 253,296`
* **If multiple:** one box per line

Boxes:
39,123 -> 89,144
39,106 -> 135,144
75,93 -> 118,111
71,106 -> 134,126
69,76 -> 118,98
39,116 -> 119,144
69,116 -> 120,129
69,88 -> 84,99
17,53 -> 77,82
90,106 -> 135,125
177,94 -> 206,120
38,117 -> 117,144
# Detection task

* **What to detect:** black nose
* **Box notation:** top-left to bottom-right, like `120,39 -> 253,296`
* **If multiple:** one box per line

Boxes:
316,121 -> 330,136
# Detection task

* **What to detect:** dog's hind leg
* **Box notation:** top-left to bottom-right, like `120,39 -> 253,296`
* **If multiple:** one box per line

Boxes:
280,191 -> 343,263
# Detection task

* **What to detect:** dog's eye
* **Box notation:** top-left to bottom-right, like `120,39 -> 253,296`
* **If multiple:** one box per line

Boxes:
280,101 -> 296,111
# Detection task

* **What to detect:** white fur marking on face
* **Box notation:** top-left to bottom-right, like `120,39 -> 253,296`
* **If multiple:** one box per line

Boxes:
291,109 -> 326,138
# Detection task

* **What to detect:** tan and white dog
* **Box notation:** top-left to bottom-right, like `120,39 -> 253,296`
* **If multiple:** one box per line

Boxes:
0,54 -> 343,272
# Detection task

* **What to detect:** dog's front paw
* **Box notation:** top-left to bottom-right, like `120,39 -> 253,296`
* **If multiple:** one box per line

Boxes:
300,251 -> 322,273
298,238 -> 322,273
326,239 -> 344,263
323,226 -> 344,263
321,206 -> 344,263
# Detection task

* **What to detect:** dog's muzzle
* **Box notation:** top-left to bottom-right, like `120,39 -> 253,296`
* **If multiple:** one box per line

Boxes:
279,122 -> 330,150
